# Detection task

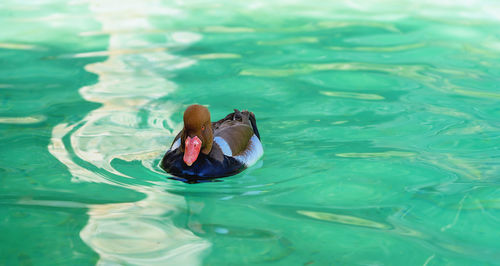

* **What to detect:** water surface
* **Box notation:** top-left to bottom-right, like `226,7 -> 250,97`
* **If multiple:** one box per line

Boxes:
1,0 -> 500,265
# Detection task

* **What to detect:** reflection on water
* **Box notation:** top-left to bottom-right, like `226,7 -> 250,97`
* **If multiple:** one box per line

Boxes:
48,0 -> 210,264
297,210 -> 391,229
81,191 -> 210,265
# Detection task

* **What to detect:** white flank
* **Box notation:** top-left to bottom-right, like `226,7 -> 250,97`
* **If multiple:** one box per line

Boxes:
234,135 -> 264,167
214,136 -> 232,156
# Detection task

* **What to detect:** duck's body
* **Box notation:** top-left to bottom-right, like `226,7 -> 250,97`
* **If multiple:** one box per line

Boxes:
161,105 -> 263,180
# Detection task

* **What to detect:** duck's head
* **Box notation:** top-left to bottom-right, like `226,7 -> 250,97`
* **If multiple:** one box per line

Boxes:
181,104 -> 213,166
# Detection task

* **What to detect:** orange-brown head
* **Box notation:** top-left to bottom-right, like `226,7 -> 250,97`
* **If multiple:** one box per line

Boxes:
181,105 -> 213,166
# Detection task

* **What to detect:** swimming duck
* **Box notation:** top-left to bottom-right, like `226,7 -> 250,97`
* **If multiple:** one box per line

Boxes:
161,105 -> 263,180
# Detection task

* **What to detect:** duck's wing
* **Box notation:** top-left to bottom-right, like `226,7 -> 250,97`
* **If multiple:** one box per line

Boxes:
213,109 -> 260,156
213,109 -> 260,137
214,122 -> 254,156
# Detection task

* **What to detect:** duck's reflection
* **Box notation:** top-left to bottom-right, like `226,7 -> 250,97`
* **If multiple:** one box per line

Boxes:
80,188 -> 211,265
172,186 -> 295,264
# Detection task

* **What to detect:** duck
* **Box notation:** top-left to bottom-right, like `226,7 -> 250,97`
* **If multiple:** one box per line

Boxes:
161,104 -> 263,180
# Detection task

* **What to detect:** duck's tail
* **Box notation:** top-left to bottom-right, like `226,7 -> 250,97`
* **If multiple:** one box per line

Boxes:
246,111 -> 261,140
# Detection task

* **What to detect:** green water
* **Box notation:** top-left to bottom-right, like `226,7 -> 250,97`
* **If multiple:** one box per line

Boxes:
2,0 -> 500,265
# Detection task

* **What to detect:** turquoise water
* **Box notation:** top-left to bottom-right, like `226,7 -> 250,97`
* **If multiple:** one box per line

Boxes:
2,0 -> 500,264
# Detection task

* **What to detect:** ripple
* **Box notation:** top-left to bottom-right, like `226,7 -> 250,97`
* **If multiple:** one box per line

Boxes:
451,87 -> 500,100
202,26 -> 255,33
297,210 -> 391,229
195,224 -> 293,263
328,43 -> 425,52
57,47 -> 169,59
317,21 -> 400,32
421,153 -> 482,180
320,90 -> 385,100
0,42 -> 43,50
421,104 -> 472,119
0,115 -> 46,124
257,37 -> 319,45
239,62 -> 432,82
336,151 -> 416,158
191,53 -> 241,60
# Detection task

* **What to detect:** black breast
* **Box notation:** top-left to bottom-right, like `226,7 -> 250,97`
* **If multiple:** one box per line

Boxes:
160,148 -> 245,180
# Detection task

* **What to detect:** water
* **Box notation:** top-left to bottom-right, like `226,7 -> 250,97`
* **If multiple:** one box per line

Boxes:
1,0 -> 500,264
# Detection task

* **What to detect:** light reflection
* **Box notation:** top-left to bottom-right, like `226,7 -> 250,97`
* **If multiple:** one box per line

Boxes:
240,62 -> 434,83
48,0 -> 211,264
202,26 -> 255,33
0,115 -> 46,124
317,21 -> 399,32
81,192 -> 211,265
328,43 -> 425,52
320,90 -> 385,100
336,151 -> 416,158
297,210 -> 391,229
0,42 -> 42,50
191,53 -> 241,59
257,37 -> 318,45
